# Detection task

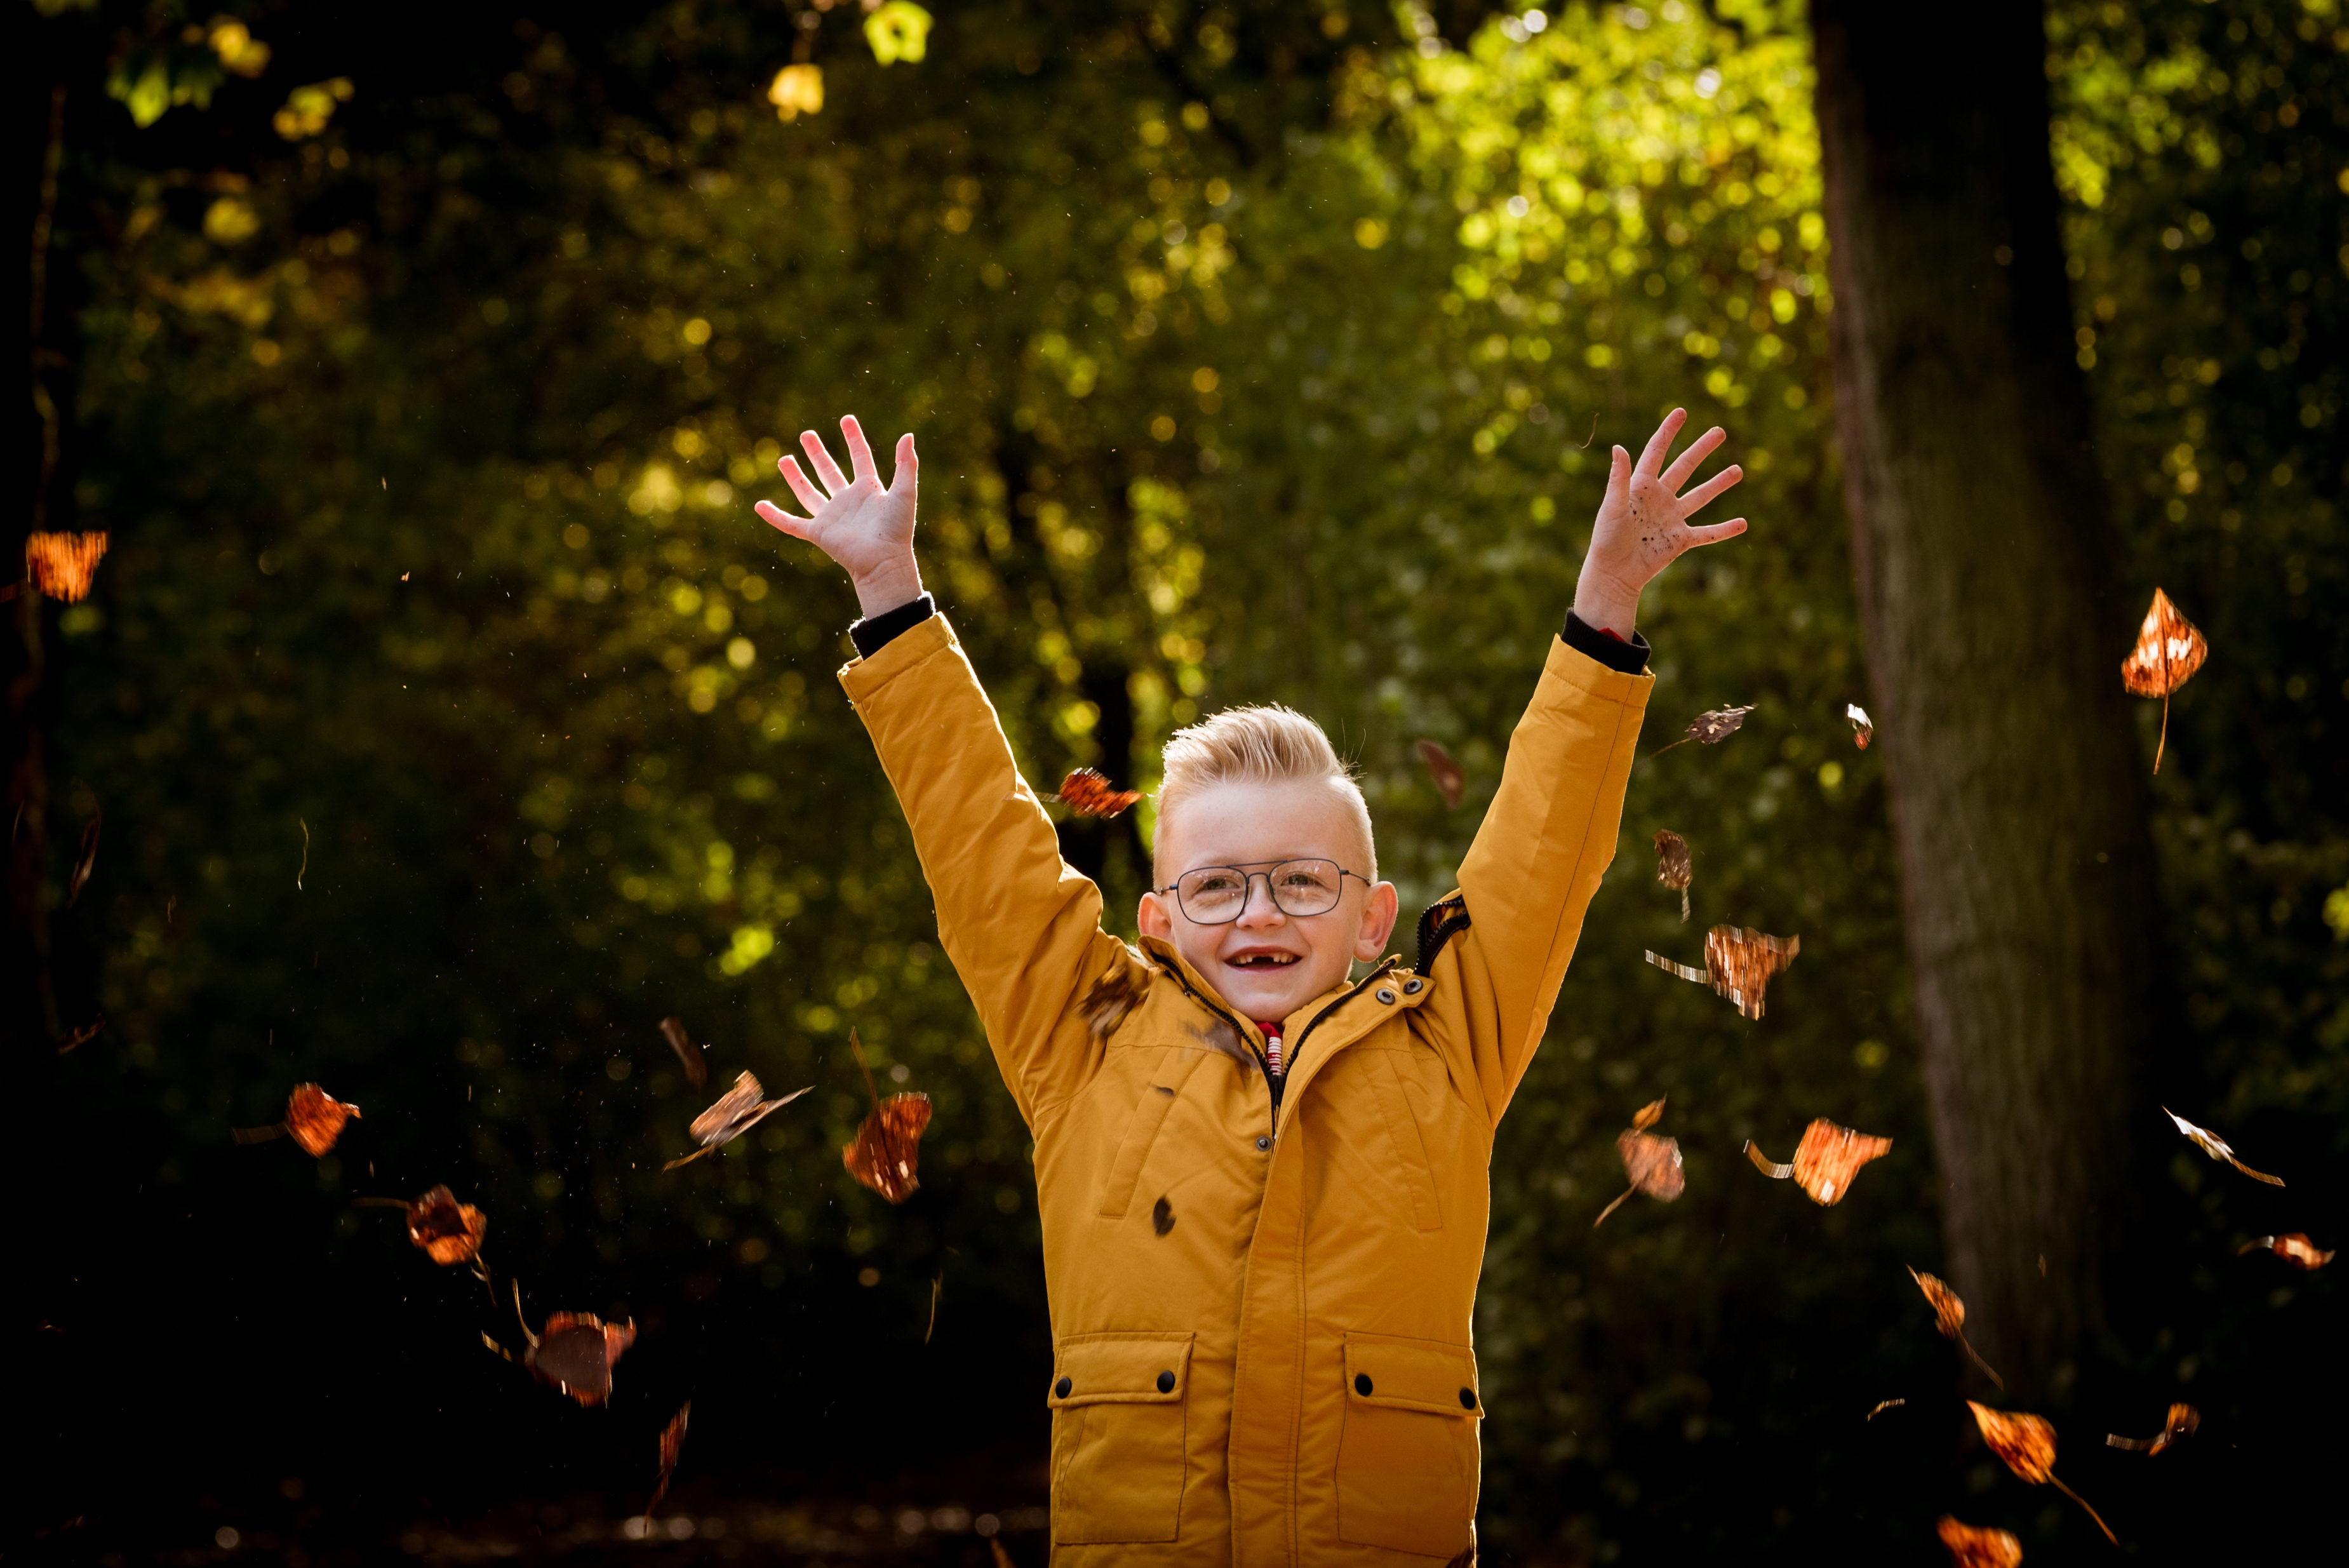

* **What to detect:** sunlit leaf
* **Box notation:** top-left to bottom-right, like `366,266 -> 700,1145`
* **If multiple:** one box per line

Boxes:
2118,587 -> 2207,773
2164,1106 -> 2283,1186
2106,1402 -> 2197,1456
1744,1118 -> 1890,1205
1966,1402 -> 2115,1543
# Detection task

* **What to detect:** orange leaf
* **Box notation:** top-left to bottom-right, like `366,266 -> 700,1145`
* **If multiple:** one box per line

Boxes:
284,1083 -> 361,1156
1595,1099 -> 1683,1226
841,1030 -> 932,1203
2106,1402 -> 2198,1456
405,1185 -> 487,1266
2119,588 -> 2207,773
1908,1267 -> 2004,1388
1936,1516 -> 2023,1568
25,531 -> 109,602
645,1402 -> 691,1517
1415,739 -> 1466,809
1847,702 -> 1875,750
2165,1107 -> 2284,1186
2237,1232 -> 2333,1270
1967,1402 -> 2115,1543
659,1015 -> 707,1090
1653,830 -> 1692,922
1053,767 -> 1141,819
1645,925 -> 1800,1019
1745,1118 -> 1891,1205
665,1071 -> 810,1170
528,1311 -> 636,1407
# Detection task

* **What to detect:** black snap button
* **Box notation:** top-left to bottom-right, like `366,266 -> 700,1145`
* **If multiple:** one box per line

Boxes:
1375,988 -> 1396,1003
1055,1376 -> 1072,1398
1353,1372 -> 1374,1397
1156,1370 -> 1175,1394
1255,1135 -> 1271,1151
1459,1388 -> 1477,1409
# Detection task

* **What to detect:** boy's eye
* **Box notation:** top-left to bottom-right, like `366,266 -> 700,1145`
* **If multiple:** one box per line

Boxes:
1189,873 -> 1243,896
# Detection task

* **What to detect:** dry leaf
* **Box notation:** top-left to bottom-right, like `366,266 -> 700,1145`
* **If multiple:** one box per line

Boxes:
1744,1118 -> 1891,1205
1936,1517 -> 2023,1568
1081,965 -> 1150,1041
659,1016 -> 707,1090
842,1031 -> 932,1203
665,1071 -> 811,1170
58,1015 -> 105,1055
1847,702 -> 1875,750
485,1284 -> 636,1407
645,1402 -> 690,1517
1595,1098 -> 1685,1226
1908,1267 -> 2004,1390
1650,703 -> 1757,756
1866,1398 -> 1905,1421
1645,926 -> 1800,1019
2119,588 -> 2207,774
2164,1107 -> 2283,1186
1052,767 -> 1141,819
1967,1402 -> 2115,1543
2106,1402 -> 2198,1456
989,1541 -> 1019,1568
25,532 -> 109,602
1415,739 -> 1466,810
2237,1232 -> 2332,1270
237,1083 -> 361,1155
405,1186 -> 487,1266
68,807 -> 99,906
1654,830 -> 1692,923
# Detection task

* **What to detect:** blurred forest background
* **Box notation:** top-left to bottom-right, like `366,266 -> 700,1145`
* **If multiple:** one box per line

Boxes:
6,0 -> 2343,1563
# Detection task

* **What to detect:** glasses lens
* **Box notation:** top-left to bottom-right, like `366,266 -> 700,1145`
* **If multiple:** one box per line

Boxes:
1269,860 -> 1343,916
1177,867 -> 1249,923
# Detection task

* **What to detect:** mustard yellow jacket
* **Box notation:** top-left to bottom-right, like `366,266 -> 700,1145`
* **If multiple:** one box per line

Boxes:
841,613 -> 1650,1566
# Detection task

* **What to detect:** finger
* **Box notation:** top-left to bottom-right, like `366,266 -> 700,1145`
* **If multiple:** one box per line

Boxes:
1680,518 -> 1748,550
840,415 -> 879,487
776,455 -> 827,514
800,430 -> 850,495
888,431 -> 918,496
1604,444 -> 1631,507
754,498 -> 817,540
1676,463 -> 1744,517
1661,426 -> 1726,492
1635,408 -> 1687,478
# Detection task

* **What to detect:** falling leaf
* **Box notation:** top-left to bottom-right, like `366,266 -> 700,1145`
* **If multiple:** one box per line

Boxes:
1052,767 -> 1141,819
1653,830 -> 1692,923
486,1284 -> 637,1407
645,1402 -> 690,1517
1081,966 -> 1149,1041
404,1186 -> 487,1266
24,531 -> 109,602
990,1541 -> 1020,1568
2164,1107 -> 2283,1186
1646,925 -> 1800,1019
1866,1398 -> 1906,1421
664,1071 -> 810,1170
1908,1267 -> 2005,1390
58,1015 -> 105,1055
67,806 -> 100,906
1416,739 -> 1466,810
234,1084 -> 363,1155
1936,1517 -> 2023,1568
1650,703 -> 1757,756
2237,1232 -> 2333,1270
1744,1118 -> 1891,1206
1967,1402 -> 2115,1544
842,1031 -> 933,1202
1595,1097 -> 1685,1226
925,1274 -> 942,1343
1847,702 -> 1875,750
659,1016 -> 707,1090
2106,1402 -> 2198,1456
2119,588 -> 2207,774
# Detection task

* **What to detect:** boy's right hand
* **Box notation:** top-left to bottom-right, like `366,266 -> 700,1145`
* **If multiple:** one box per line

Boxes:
754,415 -> 924,619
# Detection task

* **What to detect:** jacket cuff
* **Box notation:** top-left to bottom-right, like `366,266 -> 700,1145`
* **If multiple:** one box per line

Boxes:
848,593 -> 935,658
1561,610 -> 1650,674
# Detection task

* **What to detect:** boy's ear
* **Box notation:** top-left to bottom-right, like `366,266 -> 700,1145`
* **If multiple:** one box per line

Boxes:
1137,890 -> 1174,941
1353,880 -> 1400,962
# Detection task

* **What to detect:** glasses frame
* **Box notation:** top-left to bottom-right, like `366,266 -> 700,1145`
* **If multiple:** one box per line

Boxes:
1154,858 -> 1372,927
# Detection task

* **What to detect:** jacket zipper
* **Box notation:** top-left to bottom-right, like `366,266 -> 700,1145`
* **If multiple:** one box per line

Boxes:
1161,954 -> 1403,1125
1160,968 -> 1279,1122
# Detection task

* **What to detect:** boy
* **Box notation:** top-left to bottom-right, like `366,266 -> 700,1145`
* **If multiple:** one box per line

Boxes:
756,410 -> 1745,1565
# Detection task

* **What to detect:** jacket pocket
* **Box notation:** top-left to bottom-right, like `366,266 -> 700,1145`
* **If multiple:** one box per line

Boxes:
1048,1331 -> 1195,1545
1335,1332 -> 1481,1558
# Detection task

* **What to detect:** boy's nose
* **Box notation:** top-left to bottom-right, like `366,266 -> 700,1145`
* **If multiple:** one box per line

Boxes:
1235,878 -> 1287,927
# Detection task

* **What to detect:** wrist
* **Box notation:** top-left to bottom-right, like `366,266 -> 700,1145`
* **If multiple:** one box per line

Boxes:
851,558 -> 924,620
1571,575 -> 1640,640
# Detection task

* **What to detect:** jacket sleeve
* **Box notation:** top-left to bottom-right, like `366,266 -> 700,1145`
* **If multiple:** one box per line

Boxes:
1417,635 -> 1652,1125
838,612 -> 1133,1129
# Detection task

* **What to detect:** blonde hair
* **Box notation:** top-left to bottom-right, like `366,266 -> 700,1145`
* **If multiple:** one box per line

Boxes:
1154,706 -> 1375,881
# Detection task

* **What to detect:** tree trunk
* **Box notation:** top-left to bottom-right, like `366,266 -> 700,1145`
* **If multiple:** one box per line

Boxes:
1810,0 -> 2169,1397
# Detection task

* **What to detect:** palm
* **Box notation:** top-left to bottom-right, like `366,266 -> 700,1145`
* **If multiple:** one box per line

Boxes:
1575,408 -> 1747,633
754,415 -> 923,613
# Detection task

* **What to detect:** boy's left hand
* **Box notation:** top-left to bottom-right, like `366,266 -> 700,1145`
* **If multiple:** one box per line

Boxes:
1572,408 -> 1747,639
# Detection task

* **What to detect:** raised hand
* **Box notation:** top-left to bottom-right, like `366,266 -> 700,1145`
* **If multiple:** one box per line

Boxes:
753,415 -> 923,619
1572,408 -> 1747,638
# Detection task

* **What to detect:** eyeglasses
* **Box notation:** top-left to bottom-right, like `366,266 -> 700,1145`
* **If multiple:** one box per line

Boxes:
1156,859 -> 1369,925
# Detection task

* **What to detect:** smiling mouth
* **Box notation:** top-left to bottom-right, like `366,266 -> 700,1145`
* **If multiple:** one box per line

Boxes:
1226,951 -> 1301,969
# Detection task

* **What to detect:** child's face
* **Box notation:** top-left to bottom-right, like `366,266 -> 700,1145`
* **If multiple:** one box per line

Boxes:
1137,779 -> 1400,1023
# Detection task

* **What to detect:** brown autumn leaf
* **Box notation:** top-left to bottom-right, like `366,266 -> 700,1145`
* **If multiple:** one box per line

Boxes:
58,1014 -> 105,1055
1415,739 -> 1466,810
645,1402 -> 691,1517
659,1015 -> 707,1090
2106,1402 -> 2198,1456
1646,926 -> 1800,1019
2120,587 -> 2207,774
1052,767 -> 1141,819
1744,1118 -> 1892,1206
1080,965 -> 1150,1041
2237,1232 -> 2333,1270
68,806 -> 100,906
2164,1107 -> 2283,1186
1967,1402 -> 2115,1543
1653,830 -> 1692,923
1936,1517 -> 2023,1568
843,1030 -> 932,1203
1650,702 -> 1758,756
25,531 -> 110,602
1847,702 -> 1875,750
989,1541 -> 1019,1568
484,1285 -> 636,1407
405,1186 -> 487,1266
1907,1267 -> 2005,1390
664,1071 -> 811,1170
1595,1098 -> 1685,1226
242,1083 -> 360,1156
1866,1398 -> 1906,1421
